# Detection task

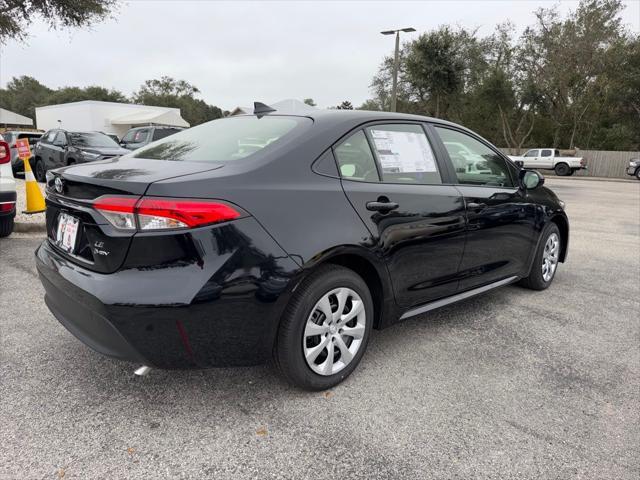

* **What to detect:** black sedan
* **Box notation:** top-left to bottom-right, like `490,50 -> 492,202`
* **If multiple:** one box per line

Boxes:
35,106 -> 569,390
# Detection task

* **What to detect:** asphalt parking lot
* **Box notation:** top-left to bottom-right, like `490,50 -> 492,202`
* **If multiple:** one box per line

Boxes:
1,178 -> 638,479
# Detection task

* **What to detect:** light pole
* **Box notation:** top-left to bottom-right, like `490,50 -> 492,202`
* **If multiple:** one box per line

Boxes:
381,27 -> 416,112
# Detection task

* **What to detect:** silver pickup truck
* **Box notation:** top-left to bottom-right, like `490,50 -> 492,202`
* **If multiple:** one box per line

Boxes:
509,148 -> 587,176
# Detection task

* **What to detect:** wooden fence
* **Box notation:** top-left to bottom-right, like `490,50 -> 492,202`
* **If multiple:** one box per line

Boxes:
500,148 -> 639,178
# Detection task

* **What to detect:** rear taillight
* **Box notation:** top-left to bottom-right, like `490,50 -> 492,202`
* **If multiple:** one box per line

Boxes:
0,141 -> 10,164
93,196 -> 242,231
0,202 -> 15,212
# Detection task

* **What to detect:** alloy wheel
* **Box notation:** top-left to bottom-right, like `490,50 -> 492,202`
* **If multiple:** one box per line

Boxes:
303,287 -> 366,376
542,232 -> 560,282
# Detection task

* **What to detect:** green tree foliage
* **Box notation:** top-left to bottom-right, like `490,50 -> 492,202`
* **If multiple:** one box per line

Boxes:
0,75 -> 223,127
303,98 -> 317,106
0,0 -> 118,44
364,0 -> 639,151
132,76 -> 223,126
0,75 -> 52,120
336,101 -> 354,110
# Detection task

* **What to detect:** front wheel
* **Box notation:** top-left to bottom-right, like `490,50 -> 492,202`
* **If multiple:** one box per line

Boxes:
554,163 -> 570,176
635,168 -> 640,181
274,265 -> 373,390
519,223 -> 561,291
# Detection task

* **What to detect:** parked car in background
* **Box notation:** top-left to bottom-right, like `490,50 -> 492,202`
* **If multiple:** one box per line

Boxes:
1,131 -> 43,175
0,140 -> 16,237
119,126 -> 183,150
626,158 -> 640,180
32,130 -> 129,182
36,109 -> 569,390
509,148 -> 587,176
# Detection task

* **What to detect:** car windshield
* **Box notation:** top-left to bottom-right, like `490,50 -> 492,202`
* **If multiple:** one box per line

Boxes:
69,132 -> 119,148
129,116 -> 310,162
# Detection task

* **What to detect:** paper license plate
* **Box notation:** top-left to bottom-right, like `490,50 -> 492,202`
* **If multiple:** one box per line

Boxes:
56,212 -> 80,253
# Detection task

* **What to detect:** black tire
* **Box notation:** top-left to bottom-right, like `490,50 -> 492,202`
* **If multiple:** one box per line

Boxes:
35,159 -> 46,183
635,167 -> 640,181
518,222 -> 561,291
566,169 -> 575,176
0,215 -> 14,237
274,264 -> 373,390
554,163 -> 570,176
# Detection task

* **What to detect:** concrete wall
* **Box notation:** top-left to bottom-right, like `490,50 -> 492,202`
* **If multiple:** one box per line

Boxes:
501,148 -> 640,179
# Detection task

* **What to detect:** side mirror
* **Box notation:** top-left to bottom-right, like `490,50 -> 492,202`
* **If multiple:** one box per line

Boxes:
514,160 -> 524,169
520,169 -> 544,190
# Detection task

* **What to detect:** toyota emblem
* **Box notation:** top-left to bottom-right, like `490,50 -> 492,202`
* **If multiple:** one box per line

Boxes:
54,177 -> 64,194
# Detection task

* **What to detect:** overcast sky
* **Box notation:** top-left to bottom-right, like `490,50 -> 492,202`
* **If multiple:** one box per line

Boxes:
1,0 -> 638,110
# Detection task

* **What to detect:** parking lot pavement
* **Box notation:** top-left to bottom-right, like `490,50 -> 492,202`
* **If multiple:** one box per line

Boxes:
1,178 -> 638,479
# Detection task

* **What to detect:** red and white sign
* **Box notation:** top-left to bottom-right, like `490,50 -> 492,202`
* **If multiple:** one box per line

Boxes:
15,138 -> 32,160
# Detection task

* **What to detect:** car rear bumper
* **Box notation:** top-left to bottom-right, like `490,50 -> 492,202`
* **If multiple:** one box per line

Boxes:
35,217 -> 302,368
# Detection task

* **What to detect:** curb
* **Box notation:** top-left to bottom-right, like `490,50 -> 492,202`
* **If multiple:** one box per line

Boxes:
14,221 -> 47,233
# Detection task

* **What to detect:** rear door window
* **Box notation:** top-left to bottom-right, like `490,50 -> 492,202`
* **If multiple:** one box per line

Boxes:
365,124 -> 441,184
152,128 -> 180,141
541,149 -> 552,157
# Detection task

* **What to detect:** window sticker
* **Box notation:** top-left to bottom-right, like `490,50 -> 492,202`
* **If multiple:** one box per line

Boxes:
370,129 -> 437,173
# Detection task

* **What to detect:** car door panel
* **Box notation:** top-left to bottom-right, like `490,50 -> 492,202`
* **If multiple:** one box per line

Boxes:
433,125 -> 537,291
335,124 -> 466,308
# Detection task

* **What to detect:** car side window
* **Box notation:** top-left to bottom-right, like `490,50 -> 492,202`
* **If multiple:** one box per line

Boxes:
54,132 -> 67,146
524,150 -> 538,157
365,124 -> 441,184
152,128 -> 178,141
435,126 -> 514,187
541,149 -> 552,157
334,130 -> 380,182
134,129 -> 150,143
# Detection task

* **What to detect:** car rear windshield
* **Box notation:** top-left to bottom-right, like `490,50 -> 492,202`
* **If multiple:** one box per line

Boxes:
129,116 -> 310,162
70,132 -> 119,148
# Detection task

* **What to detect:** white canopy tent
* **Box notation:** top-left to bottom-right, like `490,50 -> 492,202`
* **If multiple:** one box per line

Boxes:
0,108 -> 34,127
109,109 -> 190,128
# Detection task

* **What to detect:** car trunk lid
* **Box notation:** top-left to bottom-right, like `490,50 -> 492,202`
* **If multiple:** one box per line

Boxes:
45,157 -> 224,273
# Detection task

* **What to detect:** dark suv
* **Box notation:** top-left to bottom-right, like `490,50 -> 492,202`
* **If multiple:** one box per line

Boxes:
119,126 -> 183,150
32,130 -> 129,182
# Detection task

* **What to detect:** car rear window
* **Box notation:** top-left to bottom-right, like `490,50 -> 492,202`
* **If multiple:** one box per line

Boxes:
130,116 -> 309,162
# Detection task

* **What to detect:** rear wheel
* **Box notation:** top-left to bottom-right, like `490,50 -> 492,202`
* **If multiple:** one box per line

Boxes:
35,159 -> 46,183
554,163 -> 570,176
519,223 -> 561,291
0,216 -> 14,237
274,265 -> 373,390
635,168 -> 640,180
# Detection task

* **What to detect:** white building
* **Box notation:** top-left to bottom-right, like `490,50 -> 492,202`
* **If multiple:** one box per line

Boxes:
35,101 -> 190,138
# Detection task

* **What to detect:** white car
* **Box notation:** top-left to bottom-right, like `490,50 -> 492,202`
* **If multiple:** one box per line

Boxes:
0,137 -> 16,237
509,148 -> 587,176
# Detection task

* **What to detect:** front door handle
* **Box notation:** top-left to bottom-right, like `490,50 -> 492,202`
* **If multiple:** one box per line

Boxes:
366,201 -> 399,212
467,202 -> 487,211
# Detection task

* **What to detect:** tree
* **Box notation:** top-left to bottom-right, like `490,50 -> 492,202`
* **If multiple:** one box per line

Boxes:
132,77 -> 223,126
335,101 -> 353,110
303,98 -> 316,107
0,75 -> 52,119
0,0 -> 118,44
47,85 -> 127,105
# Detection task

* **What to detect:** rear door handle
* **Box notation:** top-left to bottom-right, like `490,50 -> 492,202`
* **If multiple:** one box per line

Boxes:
467,202 -> 487,211
366,201 -> 399,212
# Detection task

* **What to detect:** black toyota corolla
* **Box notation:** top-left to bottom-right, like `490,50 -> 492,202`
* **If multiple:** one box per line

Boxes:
35,105 -> 569,390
